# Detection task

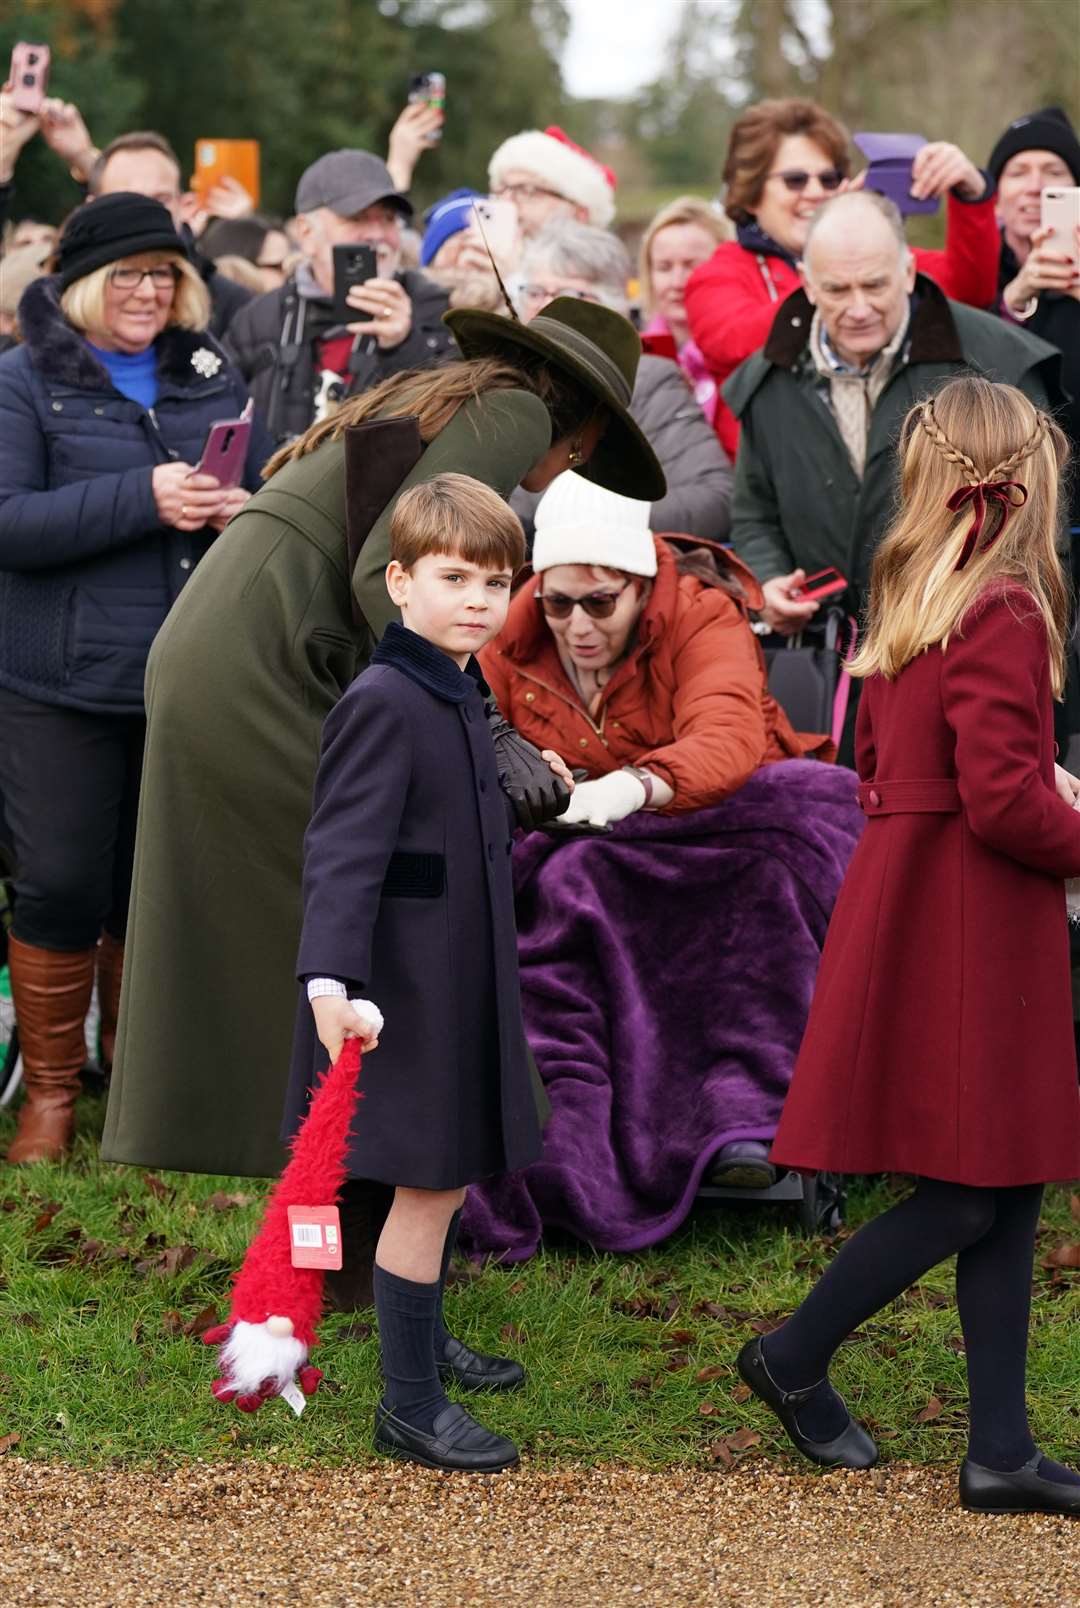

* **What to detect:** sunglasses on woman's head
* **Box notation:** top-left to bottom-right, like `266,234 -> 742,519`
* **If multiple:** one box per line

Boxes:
768,168 -> 845,193
536,582 -> 631,620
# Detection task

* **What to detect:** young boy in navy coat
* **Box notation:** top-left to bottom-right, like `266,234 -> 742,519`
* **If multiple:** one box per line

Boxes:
287,471 -> 570,1471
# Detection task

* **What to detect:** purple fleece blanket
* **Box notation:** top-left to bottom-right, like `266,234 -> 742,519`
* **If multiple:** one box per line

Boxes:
462,760 -> 863,1261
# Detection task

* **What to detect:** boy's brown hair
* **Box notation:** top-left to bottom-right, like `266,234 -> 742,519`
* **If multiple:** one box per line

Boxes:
390,472 -> 526,574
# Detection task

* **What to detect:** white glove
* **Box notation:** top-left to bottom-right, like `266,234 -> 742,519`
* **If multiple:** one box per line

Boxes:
556,770 -> 647,828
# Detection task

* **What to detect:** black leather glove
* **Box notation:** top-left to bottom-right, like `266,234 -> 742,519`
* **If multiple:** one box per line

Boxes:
486,706 -> 572,831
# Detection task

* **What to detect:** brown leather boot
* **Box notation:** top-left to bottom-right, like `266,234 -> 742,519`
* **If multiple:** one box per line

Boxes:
7,935 -> 96,1164
96,931 -> 124,1071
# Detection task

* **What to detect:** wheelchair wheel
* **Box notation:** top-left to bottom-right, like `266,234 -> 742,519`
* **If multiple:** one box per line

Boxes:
796,1171 -> 846,1235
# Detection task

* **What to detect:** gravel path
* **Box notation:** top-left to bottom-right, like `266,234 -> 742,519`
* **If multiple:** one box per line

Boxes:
3,1459 -> 1079,1607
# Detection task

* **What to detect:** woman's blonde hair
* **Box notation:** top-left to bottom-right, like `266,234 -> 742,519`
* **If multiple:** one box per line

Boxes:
851,375 -> 1071,695
60,250 -> 210,337
638,197 -> 730,316
262,353 -> 599,480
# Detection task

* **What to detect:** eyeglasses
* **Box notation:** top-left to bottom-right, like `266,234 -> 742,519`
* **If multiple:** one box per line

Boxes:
519,282 -> 604,306
493,182 -> 568,204
536,582 -> 632,620
108,265 -> 179,290
767,168 -> 845,193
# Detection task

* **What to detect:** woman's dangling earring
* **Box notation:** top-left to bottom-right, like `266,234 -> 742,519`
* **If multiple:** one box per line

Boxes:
567,440 -> 584,467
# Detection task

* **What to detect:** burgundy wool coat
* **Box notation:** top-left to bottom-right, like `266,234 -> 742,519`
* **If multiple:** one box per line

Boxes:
771,584 -> 1080,1186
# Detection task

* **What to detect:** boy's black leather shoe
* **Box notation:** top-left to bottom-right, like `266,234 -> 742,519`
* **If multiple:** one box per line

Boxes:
736,1337 -> 878,1470
373,1402 -> 519,1472
437,1335 -> 526,1391
960,1454 -> 1080,1515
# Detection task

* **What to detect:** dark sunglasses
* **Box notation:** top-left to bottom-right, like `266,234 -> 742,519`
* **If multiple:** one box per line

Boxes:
536,582 -> 631,620
768,167 -> 845,193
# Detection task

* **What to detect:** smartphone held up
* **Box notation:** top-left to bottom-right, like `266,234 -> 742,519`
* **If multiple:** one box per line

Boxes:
9,42 -> 51,115
407,71 -> 446,143
1041,186 -> 1080,272
332,244 -> 379,326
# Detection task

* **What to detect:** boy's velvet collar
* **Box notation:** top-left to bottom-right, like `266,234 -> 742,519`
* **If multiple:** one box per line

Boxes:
372,620 -> 485,705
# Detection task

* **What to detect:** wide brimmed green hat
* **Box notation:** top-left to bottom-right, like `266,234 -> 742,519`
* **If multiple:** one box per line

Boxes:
444,297 -> 667,502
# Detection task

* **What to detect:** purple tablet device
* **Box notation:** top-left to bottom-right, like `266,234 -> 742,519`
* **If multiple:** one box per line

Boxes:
854,133 -> 940,216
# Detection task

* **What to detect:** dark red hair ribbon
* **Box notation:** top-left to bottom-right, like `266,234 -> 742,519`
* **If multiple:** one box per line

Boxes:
947,481 -> 1028,571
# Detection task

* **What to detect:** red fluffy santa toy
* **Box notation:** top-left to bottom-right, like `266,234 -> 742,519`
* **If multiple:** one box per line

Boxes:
204,1001 -> 383,1412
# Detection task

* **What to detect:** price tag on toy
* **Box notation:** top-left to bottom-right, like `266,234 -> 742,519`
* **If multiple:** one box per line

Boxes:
287,1205 -> 343,1270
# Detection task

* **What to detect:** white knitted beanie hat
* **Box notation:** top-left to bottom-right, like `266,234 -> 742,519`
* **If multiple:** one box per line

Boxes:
488,125 -> 617,229
532,472 -> 656,577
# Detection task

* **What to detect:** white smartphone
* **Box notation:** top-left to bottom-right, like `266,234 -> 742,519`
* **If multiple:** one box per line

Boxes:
469,196 -> 519,267
1041,186 -> 1080,269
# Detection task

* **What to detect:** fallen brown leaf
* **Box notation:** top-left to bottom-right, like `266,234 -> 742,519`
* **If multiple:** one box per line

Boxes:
1043,1242 -> 1080,1270
698,1401 -> 717,1417
725,1427 -> 762,1453
142,1174 -> 171,1201
915,1395 -> 944,1424
29,1204 -> 61,1234
664,1329 -> 696,1347
709,1439 -> 734,1468
161,1310 -> 184,1337
695,1365 -> 725,1384
663,1352 -> 690,1372
500,1322 -> 526,1345
183,1304 -> 220,1339
1070,1193 -> 1080,1222
731,1383 -> 752,1404
206,1191 -> 252,1212
0,1432 -> 20,1455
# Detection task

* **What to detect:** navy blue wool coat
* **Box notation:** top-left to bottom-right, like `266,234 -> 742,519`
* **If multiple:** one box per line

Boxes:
0,275 -> 268,713
284,621 -> 543,1189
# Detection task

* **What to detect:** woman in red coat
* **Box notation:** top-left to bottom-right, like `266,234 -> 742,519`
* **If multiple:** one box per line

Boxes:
738,376 -> 1080,1516
684,99 -> 1001,460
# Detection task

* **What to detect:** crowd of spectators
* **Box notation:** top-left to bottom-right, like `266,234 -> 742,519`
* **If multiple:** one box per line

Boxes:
1,68 -> 1078,1253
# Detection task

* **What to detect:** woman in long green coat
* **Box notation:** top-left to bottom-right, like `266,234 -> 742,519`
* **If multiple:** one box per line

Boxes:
102,299 -> 665,1179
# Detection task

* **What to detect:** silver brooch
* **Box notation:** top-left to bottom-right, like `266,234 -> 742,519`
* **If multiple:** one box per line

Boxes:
191,347 -> 223,379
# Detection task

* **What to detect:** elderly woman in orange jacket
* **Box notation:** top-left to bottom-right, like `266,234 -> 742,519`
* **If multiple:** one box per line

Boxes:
461,474 -> 864,1262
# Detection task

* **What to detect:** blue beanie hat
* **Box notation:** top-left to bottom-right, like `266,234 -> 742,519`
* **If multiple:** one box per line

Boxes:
420,188 -> 482,267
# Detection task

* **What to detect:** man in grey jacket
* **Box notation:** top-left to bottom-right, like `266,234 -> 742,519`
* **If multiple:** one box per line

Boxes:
225,149 -> 455,444
510,221 -> 732,541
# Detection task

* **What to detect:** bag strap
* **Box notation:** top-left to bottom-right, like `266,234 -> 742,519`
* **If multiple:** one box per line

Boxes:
831,615 -> 859,749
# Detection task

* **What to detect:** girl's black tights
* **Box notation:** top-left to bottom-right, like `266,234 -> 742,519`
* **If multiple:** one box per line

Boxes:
763,1178 -> 1074,1475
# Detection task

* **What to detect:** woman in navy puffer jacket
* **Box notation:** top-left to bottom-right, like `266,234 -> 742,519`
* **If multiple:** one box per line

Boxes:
0,192 -> 269,1164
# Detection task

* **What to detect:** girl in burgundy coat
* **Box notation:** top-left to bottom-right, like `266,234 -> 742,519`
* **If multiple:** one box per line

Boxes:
738,375 -> 1080,1516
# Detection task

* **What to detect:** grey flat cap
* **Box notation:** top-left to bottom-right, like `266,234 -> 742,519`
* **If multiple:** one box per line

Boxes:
294,149 -> 413,219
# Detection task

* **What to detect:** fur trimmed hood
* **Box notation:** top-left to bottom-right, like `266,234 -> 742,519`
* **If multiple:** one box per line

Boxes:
16,273 -> 229,393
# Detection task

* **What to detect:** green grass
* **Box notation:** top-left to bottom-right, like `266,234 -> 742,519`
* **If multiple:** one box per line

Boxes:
2,1092 -> 1079,1470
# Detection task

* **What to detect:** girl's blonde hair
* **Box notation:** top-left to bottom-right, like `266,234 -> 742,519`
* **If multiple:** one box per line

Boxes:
851,375 -> 1071,696
262,353 -> 599,480
638,196 -> 730,316
60,250 -> 210,337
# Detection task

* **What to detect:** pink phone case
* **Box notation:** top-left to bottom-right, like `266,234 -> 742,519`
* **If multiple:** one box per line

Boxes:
10,42 -> 50,114
197,417 -> 251,489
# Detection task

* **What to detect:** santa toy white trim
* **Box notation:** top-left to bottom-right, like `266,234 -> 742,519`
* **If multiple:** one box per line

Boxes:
488,125 -> 617,229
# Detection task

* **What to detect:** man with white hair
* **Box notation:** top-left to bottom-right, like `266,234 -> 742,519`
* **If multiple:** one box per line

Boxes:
726,190 -> 1062,646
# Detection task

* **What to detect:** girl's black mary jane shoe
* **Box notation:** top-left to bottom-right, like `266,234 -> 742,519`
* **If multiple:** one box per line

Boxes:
960,1454 -> 1080,1515
736,1337 -> 878,1470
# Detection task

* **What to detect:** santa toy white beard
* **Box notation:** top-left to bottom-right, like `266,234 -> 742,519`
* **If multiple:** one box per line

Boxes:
219,1319 -> 309,1396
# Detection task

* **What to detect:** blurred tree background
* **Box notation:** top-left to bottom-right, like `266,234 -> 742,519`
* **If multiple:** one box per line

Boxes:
3,0 -> 1078,229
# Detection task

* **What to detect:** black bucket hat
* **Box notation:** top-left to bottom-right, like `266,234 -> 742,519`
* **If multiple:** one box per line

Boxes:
444,298 -> 667,501
57,192 -> 184,290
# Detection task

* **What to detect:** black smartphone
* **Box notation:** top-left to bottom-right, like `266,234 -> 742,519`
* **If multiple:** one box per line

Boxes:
332,243 -> 378,324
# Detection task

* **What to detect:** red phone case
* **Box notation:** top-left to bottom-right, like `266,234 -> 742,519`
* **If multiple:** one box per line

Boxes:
800,568 -> 848,601
196,418 -> 251,489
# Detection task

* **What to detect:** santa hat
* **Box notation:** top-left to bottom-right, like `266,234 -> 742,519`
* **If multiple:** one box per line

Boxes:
203,1012 -> 381,1413
488,126 -> 616,229
532,471 -> 657,577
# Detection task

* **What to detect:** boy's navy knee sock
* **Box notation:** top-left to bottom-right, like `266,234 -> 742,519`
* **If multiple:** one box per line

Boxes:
433,1209 -> 462,1360
373,1263 -> 450,1434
